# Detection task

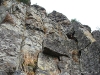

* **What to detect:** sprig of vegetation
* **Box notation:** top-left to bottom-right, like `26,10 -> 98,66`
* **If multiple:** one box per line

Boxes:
71,19 -> 78,22
17,0 -> 30,5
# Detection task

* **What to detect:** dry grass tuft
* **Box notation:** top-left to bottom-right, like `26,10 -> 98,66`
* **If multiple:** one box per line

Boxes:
43,26 -> 47,33
27,71 -> 35,75
2,1 -> 8,6
3,13 -> 14,24
72,50 -> 79,55
50,70 -> 60,75
72,50 -> 79,63
22,51 -> 39,75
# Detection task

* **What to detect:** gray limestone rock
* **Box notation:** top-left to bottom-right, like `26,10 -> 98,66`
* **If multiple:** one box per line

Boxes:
71,21 -> 95,50
43,39 -> 68,57
0,71 -> 7,75
36,52 -> 59,75
48,11 -> 70,25
0,6 -> 8,24
43,32 -> 77,57
31,4 -> 46,14
80,41 -> 100,75
60,72 -> 70,75
83,25 -> 91,32
65,25 -> 74,36
92,30 -> 100,41
0,0 -> 99,75
57,56 -> 71,75
13,71 -> 27,75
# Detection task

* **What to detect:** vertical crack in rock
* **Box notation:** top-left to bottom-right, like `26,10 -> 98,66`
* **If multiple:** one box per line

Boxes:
19,35 -> 26,71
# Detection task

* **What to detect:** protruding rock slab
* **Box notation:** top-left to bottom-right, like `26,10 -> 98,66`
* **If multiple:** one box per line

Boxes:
43,39 -> 68,57
43,32 -> 78,57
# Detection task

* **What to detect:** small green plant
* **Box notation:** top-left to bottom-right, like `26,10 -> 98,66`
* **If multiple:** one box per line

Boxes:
71,18 -> 81,24
17,0 -> 30,5
71,18 -> 77,22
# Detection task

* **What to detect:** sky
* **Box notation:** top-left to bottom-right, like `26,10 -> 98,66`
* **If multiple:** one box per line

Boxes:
31,0 -> 100,31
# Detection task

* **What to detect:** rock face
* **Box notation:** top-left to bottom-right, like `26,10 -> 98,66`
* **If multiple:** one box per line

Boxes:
0,0 -> 100,75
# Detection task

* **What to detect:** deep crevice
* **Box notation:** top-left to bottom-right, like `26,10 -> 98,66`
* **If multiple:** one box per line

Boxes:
43,47 -> 68,57
57,57 -> 60,61
33,54 -> 39,74
66,31 -> 78,42
0,0 -> 3,5
57,64 -> 61,73
43,47 -> 61,57
81,73 -> 84,75
78,50 -> 81,57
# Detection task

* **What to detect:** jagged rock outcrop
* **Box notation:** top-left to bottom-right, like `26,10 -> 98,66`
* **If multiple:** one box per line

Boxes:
0,0 -> 100,75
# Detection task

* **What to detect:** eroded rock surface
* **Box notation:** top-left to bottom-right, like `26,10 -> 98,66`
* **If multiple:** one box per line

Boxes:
0,0 -> 99,75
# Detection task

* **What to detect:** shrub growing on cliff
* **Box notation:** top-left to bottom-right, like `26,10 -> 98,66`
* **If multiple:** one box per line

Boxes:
71,19 -> 77,22
71,19 -> 81,24
17,0 -> 30,5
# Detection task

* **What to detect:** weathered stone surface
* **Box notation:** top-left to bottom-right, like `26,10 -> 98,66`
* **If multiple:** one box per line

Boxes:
92,30 -> 100,41
43,32 -> 77,57
43,39 -> 68,56
65,25 -> 74,36
71,21 -> 96,50
0,25 -> 22,73
0,0 -> 99,75
60,72 -> 70,75
80,41 -> 100,75
48,11 -> 70,25
83,25 -> 91,32
57,56 -> 71,75
36,52 -> 60,75
0,71 -> 7,75
2,0 -> 13,9
13,71 -> 27,75
31,4 -> 46,14
0,6 -> 8,24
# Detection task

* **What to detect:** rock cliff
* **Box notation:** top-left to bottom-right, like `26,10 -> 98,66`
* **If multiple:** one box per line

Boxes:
0,0 -> 100,75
